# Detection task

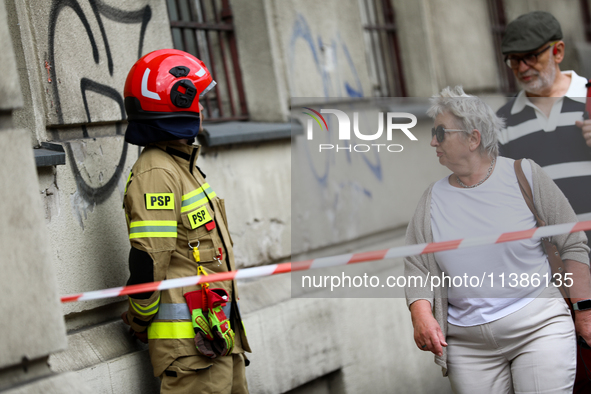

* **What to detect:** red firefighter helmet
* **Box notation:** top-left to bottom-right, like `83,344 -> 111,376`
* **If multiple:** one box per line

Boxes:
124,49 -> 216,120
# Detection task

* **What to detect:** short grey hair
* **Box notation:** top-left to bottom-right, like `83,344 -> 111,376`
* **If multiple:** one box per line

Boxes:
427,86 -> 503,158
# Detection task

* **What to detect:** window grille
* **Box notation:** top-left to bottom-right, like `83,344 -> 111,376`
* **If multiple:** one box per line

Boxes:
581,0 -> 591,42
166,0 -> 248,122
487,0 -> 517,93
359,0 -> 407,97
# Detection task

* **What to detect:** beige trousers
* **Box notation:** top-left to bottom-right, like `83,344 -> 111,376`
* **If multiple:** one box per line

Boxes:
447,288 -> 576,394
160,353 -> 248,394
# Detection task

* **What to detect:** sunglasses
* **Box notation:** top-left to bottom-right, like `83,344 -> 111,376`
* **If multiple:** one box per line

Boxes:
431,125 -> 464,143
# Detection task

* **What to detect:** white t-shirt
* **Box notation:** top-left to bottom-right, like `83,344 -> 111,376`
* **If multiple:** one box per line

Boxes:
430,157 -> 550,326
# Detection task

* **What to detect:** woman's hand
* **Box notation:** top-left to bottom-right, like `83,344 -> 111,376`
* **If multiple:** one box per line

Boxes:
410,300 -> 447,357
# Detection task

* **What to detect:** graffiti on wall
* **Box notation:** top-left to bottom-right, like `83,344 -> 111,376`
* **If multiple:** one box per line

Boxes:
289,13 -> 377,213
48,0 -> 151,124
296,106 -> 381,209
289,13 -> 363,99
47,0 -> 151,210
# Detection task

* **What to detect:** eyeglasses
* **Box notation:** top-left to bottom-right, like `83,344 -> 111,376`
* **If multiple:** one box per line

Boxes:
504,43 -> 554,68
431,125 -> 464,143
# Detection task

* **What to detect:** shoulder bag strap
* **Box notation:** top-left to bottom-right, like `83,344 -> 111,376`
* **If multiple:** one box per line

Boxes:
513,159 -> 571,302
513,159 -> 546,227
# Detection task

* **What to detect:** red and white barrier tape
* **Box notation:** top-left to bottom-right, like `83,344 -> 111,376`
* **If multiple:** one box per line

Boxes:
61,220 -> 591,303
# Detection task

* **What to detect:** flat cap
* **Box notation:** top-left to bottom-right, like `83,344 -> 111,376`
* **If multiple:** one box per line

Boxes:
501,11 -> 563,54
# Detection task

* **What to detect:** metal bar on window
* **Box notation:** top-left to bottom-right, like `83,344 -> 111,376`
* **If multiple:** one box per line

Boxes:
382,0 -> 406,97
165,0 -> 249,122
199,0 -> 224,118
192,0 -> 213,117
486,0 -> 516,93
211,0 -> 219,19
361,0 -> 406,97
580,0 -> 591,42
375,0 -> 392,96
174,0 -> 189,53
368,0 -> 386,96
223,3 -> 248,116
363,0 -> 381,96
188,0 -> 199,22
212,0 -> 236,117
218,32 -> 237,117
221,0 -> 247,116
166,0 -> 182,49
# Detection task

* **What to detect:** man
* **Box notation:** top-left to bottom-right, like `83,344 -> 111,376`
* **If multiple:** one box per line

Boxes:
120,49 -> 251,393
496,11 -> 591,392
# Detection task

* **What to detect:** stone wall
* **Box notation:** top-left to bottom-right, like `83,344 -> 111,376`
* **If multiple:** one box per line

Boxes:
2,0 -> 587,392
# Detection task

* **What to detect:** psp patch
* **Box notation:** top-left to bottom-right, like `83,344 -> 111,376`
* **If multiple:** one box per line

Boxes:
145,193 -> 175,210
188,207 -> 213,229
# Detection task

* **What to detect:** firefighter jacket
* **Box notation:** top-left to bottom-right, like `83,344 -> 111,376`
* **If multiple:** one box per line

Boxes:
123,140 -> 251,377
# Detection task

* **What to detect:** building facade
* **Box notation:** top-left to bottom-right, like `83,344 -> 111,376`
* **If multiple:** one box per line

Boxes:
1,0 -> 589,392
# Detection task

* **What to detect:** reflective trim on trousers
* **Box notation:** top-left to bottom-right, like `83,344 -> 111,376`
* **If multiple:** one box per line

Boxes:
148,322 -> 195,339
154,302 -> 232,321
154,303 -> 191,320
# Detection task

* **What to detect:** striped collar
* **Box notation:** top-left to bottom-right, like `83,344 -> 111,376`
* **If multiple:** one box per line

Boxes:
511,70 -> 587,115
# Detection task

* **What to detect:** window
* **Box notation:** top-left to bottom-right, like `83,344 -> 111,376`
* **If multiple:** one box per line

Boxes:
581,0 -> 591,42
359,0 -> 407,97
166,0 -> 248,122
487,0 -> 517,93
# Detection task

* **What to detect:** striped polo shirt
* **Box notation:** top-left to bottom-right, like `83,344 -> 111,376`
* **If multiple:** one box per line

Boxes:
496,70 -> 591,242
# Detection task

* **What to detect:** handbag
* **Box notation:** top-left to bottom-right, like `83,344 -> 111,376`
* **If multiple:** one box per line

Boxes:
513,159 -> 572,308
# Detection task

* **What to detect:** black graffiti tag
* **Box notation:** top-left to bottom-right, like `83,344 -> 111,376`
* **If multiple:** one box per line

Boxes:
48,0 -> 151,203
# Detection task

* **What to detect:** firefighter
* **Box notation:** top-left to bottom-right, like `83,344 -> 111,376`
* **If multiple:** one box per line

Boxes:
120,49 -> 251,393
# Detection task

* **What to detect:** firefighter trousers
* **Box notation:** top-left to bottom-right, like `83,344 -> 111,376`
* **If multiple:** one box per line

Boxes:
160,353 -> 248,394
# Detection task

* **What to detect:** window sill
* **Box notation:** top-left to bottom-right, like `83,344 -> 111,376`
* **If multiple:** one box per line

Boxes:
34,142 -> 66,167
198,120 -> 303,147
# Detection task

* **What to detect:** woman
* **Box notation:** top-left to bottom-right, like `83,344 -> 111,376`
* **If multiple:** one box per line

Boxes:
405,86 -> 591,393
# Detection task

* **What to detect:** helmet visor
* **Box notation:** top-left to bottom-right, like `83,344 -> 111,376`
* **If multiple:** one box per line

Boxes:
200,80 -> 217,98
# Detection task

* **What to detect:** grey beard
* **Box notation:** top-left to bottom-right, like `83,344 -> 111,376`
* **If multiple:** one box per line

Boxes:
520,64 -> 557,95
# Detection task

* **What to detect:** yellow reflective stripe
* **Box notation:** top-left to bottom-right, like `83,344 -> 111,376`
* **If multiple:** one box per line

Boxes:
123,171 -> 133,209
130,295 -> 160,316
180,184 -> 217,213
181,187 -> 206,213
124,171 -> 132,194
182,186 -> 205,201
202,183 -> 217,199
131,295 -> 160,312
129,220 -> 177,239
181,196 -> 209,213
148,322 -> 195,339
